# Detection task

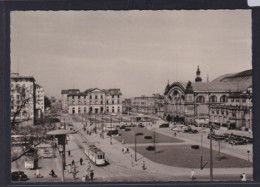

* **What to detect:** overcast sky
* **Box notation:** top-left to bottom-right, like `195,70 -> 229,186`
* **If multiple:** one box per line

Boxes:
10,10 -> 252,99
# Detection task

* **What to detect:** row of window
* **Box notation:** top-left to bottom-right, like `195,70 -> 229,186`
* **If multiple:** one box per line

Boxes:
72,106 -> 121,114
71,100 -> 121,105
71,95 -> 120,99
196,95 -> 228,103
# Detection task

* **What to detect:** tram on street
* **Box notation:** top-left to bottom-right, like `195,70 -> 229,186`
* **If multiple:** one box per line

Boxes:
84,144 -> 105,166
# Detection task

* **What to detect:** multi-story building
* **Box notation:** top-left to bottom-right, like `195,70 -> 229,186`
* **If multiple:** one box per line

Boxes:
164,67 -> 252,130
10,73 -> 45,126
35,84 -> 45,118
62,88 -> 122,115
123,94 -> 164,116
61,89 -> 80,112
10,73 -> 36,126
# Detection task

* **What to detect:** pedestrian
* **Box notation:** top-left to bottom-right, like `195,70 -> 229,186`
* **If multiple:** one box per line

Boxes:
241,173 -> 246,181
71,159 -> 75,166
49,169 -> 56,178
68,164 -> 72,173
72,171 -> 76,180
68,150 -> 71,156
191,169 -> 195,180
80,158 -> 83,165
142,160 -> 146,170
90,170 -> 94,181
35,169 -> 40,178
122,139 -> 125,144
174,132 -> 177,137
85,170 -> 90,181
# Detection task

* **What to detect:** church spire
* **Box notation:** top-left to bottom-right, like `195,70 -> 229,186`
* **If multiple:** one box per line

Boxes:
195,66 -> 202,82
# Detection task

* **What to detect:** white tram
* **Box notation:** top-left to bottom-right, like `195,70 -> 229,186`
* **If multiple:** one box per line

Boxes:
85,145 -> 105,166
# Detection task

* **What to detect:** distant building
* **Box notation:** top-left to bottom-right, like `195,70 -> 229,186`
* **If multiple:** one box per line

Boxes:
62,88 -> 122,115
123,94 -> 164,116
10,73 -> 36,125
164,68 -> 252,130
61,89 -> 80,112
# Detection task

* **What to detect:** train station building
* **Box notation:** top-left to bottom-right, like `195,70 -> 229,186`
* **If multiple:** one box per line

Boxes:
61,88 -> 122,115
163,67 -> 252,130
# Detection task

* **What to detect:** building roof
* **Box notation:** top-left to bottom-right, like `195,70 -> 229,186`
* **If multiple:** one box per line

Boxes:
212,69 -> 252,83
11,74 -> 35,82
165,69 -> 252,95
61,89 -> 80,94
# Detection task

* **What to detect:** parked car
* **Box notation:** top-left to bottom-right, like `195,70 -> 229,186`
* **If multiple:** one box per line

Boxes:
119,125 -> 126,129
146,146 -> 155,151
107,129 -> 119,136
135,132 -> 144,136
191,145 -> 200,149
159,123 -> 169,128
191,129 -> 199,134
144,136 -> 153,139
11,171 -> 29,181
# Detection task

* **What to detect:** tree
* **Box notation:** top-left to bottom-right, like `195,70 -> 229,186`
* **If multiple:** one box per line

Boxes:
11,85 -> 34,127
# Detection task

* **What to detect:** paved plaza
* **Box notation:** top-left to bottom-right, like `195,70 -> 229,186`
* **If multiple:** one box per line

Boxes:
11,113 -> 253,182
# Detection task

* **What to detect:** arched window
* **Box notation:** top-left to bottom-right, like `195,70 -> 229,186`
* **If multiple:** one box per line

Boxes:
112,106 -> 115,113
89,107 -> 93,114
78,107 -> 81,113
106,107 -> 109,113
117,107 -> 120,113
220,95 -> 227,102
72,107 -> 75,114
84,107 -> 87,113
196,96 -> 205,103
209,95 -> 217,103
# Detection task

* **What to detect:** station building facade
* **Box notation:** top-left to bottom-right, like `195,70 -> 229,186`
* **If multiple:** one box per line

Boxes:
61,88 -> 122,115
164,67 -> 252,130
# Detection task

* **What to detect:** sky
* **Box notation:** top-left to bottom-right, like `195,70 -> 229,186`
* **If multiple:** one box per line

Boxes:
10,10 -> 252,99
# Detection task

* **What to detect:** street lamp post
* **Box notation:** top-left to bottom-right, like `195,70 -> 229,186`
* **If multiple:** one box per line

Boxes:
209,122 -> 213,181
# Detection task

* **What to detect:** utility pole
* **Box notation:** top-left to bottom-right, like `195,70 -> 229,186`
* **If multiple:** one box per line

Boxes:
210,122 -> 213,181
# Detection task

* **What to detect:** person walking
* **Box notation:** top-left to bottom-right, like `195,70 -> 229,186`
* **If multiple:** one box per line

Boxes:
80,158 -> 83,165
71,160 -> 75,166
85,170 -> 90,181
68,150 -> 71,156
72,167 -> 77,180
35,169 -> 41,178
90,170 -> 94,181
191,169 -> 195,181
241,173 -> 247,181
68,164 -> 72,173
49,169 -> 56,178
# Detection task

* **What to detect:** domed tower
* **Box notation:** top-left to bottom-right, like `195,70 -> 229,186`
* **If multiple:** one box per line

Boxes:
195,66 -> 202,82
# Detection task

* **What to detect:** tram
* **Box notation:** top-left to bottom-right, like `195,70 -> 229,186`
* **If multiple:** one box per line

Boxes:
84,144 -> 105,166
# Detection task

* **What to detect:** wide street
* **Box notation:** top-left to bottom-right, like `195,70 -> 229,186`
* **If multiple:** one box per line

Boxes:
12,112 -> 253,182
